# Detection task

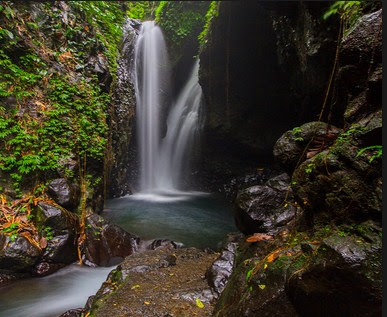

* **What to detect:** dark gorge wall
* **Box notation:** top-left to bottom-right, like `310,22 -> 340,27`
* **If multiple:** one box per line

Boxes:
106,19 -> 140,198
197,1 -> 339,195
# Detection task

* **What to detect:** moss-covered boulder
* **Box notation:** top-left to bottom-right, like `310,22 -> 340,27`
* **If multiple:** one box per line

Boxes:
273,121 -> 341,174
212,221 -> 381,316
292,111 -> 382,225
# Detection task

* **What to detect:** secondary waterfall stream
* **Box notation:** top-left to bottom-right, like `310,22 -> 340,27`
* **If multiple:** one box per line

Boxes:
134,21 -> 203,196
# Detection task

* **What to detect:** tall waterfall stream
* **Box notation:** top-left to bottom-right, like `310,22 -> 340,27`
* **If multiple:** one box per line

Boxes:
0,21 -> 235,317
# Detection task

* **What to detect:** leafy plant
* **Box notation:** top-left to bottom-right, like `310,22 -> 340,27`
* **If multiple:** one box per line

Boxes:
305,163 -> 315,175
127,1 -> 158,20
336,125 -> 365,144
198,1 -> 220,47
155,1 -> 209,53
292,127 -> 304,142
42,226 -> 54,241
356,145 -> 382,163
323,1 -> 364,34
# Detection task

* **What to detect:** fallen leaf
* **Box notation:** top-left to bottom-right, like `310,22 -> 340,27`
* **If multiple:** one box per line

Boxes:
144,301 -> 150,305
39,236 -> 47,249
246,233 -> 274,243
196,298 -> 204,308
131,284 -> 140,289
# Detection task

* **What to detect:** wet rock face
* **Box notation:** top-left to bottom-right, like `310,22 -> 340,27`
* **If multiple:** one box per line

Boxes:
86,248 -> 218,317
234,173 -> 302,235
146,239 -> 184,251
82,213 -> 140,266
0,234 -> 41,272
106,18 -> 141,197
334,9 -> 382,126
32,261 -> 65,277
206,233 -> 241,296
47,178 -> 80,210
36,202 -> 79,265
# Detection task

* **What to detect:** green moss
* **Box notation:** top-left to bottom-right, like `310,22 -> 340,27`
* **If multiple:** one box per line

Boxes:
198,1 -> 220,47
155,1 -> 209,60
68,1 -> 127,74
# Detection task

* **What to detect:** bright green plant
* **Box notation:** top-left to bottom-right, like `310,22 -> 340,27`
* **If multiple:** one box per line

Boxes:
127,1 -> 159,20
356,145 -> 382,163
198,1 -> 220,47
42,226 -> 54,241
323,1 -> 364,33
155,1 -> 209,52
68,1 -> 127,73
292,127 -> 304,142
305,163 -> 315,174
1,222 -> 19,241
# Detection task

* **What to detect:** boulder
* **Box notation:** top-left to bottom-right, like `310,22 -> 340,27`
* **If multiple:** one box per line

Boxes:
288,221 -> 382,316
47,178 -> 80,210
32,261 -> 65,277
58,308 -> 85,317
273,122 -> 341,173
36,202 -> 79,264
340,9 -> 382,71
82,213 -> 140,266
0,234 -> 41,272
234,173 -> 302,235
292,112 -> 382,225
146,239 -> 184,251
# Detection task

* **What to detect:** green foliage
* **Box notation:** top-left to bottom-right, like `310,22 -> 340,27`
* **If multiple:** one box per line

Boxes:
155,1 -> 209,52
1,222 -> 19,241
0,70 -> 108,193
42,226 -> 54,241
198,1 -> 219,47
291,127 -> 304,142
323,1 -> 364,33
0,2 -> 111,194
127,1 -> 159,20
68,1 -> 126,73
336,125 -> 365,144
305,163 -> 315,175
356,145 -> 382,163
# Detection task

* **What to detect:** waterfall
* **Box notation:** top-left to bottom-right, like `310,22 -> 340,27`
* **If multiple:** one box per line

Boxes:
133,21 -> 203,196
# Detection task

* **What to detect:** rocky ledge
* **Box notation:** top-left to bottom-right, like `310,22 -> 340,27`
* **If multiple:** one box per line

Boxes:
63,247 -> 220,317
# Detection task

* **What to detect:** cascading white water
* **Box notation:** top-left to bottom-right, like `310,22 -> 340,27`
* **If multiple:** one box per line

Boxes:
133,21 -> 170,192
133,21 -> 203,196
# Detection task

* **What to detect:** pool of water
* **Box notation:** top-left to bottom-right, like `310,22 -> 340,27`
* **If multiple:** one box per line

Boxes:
0,193 -> 236,317
102,192 -> 237,250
